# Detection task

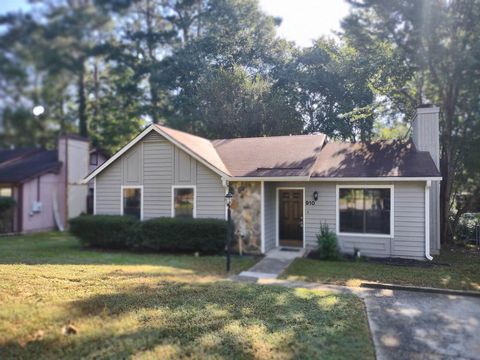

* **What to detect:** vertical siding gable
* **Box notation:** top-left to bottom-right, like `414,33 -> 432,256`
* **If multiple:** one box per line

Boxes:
174,147 -> 197,184
123,143 -> 143,185
142,135 -> 174,219
94,129 -> 225,220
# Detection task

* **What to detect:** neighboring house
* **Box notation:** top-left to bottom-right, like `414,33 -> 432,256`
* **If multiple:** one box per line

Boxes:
84,106 -> 442,260
0,135 -> 100,233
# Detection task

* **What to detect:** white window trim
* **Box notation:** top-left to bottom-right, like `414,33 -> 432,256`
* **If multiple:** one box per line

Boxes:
171,185 -> 197,218
336,184 -> 394,238
261,181 -> 265,253
120,185 -> 144,220
93,178 -> 97,215
275,187 -> 305,248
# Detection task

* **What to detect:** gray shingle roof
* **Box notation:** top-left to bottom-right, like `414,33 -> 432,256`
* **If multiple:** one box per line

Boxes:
0,149 -> 62,183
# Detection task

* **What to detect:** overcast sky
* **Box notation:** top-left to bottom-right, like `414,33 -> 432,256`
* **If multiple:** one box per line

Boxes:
0,0 -> 351,47
259,0 -> 350,46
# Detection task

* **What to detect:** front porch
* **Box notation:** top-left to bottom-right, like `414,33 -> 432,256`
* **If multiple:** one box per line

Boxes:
230,180 -> 431,260
230,181 -> 310,255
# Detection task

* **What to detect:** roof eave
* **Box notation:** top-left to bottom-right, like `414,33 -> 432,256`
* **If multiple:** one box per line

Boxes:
226,176 -> 442,182
309,176 -> 442,181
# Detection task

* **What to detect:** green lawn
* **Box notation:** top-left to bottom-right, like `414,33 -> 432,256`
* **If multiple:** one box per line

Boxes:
282,248 -> 480,292
0,232 -> 374,359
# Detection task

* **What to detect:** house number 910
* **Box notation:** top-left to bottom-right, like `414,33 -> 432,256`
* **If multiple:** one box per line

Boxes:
305,200 -> 316,206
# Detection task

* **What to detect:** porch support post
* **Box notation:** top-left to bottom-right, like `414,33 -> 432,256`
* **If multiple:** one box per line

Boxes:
261,181 -> 265,254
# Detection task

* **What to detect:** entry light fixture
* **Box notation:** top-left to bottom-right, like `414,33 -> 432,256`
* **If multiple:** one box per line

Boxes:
313,191 -> 319,201
225,191 -> 233,206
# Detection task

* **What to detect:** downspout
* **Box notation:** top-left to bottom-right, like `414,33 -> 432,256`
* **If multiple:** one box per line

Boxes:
425,180 -> 433,260
261,181 -> 265,254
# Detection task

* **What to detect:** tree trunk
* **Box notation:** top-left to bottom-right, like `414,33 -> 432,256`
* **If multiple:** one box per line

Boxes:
78,61 -> 88,138
149,80 -> 159,124
439,89 -> 456,245
146,0 -> 159,124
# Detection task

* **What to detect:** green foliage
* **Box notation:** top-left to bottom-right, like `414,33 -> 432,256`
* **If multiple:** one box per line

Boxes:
373,119 -> 409,140
139,217 -> 227,253
0,197 -> 16,234
274,39 -> 376,141
69,215 -> 139,249
0,196 -> 16,213
455,213 -> 480,243
169,65 -> 302,138
343,0 -> 480,242
69,215 -> 227,253
316,223 -> 339,260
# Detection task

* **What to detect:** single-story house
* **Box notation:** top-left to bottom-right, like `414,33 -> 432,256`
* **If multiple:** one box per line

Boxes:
84,106 -> 441,260
0,135 -> 105,233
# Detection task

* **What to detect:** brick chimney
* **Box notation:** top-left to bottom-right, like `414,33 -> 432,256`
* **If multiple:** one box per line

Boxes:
412,106 -> 441,255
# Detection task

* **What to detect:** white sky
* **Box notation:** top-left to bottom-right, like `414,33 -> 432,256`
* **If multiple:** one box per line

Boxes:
259,0 -> 351,47
1,0 -> 352,48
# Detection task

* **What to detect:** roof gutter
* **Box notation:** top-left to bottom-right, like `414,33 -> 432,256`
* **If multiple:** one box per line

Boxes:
425,180 -> 433,261
226,176 -> 311,182
225,176 -> 442,182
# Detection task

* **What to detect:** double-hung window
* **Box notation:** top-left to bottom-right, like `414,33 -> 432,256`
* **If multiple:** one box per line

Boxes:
172,186 -> 195,218
338,186 -> 392,236
122,186 -> 142,220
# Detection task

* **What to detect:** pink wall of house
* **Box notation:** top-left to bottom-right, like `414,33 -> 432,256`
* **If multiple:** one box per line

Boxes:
21,173 -> 62,233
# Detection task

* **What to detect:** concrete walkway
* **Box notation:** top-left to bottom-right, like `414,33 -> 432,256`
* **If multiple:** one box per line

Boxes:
230,277 -> 480,360
237,247 -> 305,279
364,289 -> 480,360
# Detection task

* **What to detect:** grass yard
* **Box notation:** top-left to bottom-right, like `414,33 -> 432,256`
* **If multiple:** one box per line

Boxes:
0,232 -> 374,359
283,248 -> 480,292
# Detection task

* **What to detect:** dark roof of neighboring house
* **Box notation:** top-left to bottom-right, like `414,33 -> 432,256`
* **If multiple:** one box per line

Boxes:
211,134 -> 326,177
0,149 -> 62,183
0,148 -> 39,164
310,140 -> 440,178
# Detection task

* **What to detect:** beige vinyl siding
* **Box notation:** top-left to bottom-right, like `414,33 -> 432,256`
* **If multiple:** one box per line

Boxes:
96,159 -> 122,215
263,182 -> 276,252
392,183 -> 425,259
263,181 -> 426,259
94,131 -> 225,220
196,164 -> 225,219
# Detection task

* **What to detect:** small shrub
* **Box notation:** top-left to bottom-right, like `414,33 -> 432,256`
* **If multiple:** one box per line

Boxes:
69,215 -> 227,253
316,223 -> 339,260
140,217 -> 227,253
0,197 -> 16,213
455,213 -> 480,243
69,215 -> 139,249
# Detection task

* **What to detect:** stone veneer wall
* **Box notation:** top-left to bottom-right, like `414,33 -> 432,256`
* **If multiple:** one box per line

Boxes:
230,182 -> 261,254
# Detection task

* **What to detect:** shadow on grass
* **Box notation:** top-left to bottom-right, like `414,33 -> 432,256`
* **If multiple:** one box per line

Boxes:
0,232 -> 256,275
0,281 -> 374,359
